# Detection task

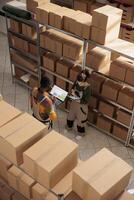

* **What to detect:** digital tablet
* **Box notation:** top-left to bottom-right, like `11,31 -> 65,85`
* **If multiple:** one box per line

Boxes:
50,85 -> 68,102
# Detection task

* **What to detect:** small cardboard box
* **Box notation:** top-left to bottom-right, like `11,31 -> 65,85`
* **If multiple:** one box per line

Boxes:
96,116 -> 112,132
43,52 -> 59,72
0,112 -> 47,165
86,46 -> 111,71
98,101 -> 115,117
117,191 -> 134,200
117,87 -> 134,110
23,131 -> 78,188
56,77 -> 67,90
0,100 -> 21,128
0,154 -> 12,183
72,148 -> 133,200
87,73 -> 106,94
74,0 -> 88,12
10,19 -> 22,33
29,75 -> 39,88
56,59 -> 74,78
92,5 -> 122,30
8,165 -> 35,199
69,65 -> 82,82
10,35 -> 29,52
116,109 -> 131,126
109,56 -> 129,81
112,124 -> 128,141
101,79 -> 122,101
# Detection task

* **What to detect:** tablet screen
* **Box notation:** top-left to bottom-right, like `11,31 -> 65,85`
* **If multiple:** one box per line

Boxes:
50,85 -> 68,102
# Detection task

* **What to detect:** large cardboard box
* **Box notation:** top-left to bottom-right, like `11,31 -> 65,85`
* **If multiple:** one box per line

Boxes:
86,46 -> 111,71
96,116 -> 112,132
10,19 -> 22,33
0,112 -> 47,165
27,0 -> 50,13
112,124 -> 128,141
109,56 -> 128,81
56,59 -> 74,78
72,148 -> 133,200
98,101 -> 115,117
0,155 -> 12,183
69,65 -> 82,82
116,109 -> 131,126
92,5 -> 122,30
0,100 -> 21,128
117,191 -> 134,200
11,51 -> 37,72
87,73 -> 106,94
10,35 -> 29,52
56,77 -> 67,90
8,165 -> 35,199
42,52 -> 59,72
101,79 -> 122,101
23,131 -> 78,188
117,87 -> 134,110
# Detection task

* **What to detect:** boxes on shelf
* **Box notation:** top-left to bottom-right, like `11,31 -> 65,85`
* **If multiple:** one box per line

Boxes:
91,5 -> 122,44
0,100 -> 21,128
86,45 -> 111,71
14,67 -> 26,79
10,35 -> 29,52
98,101 -> 115,118
72,148 -> 133,200
27,0 -> 50,13
56,59 -> 74,78
116,109 -> 131,126
22,23 -> 37,39
0,155 -> 12,183
23,131 -> 78,188
87,109 -> 97,124
87,73 -> 106,94
36,3 -> 61,25
11,51 -> 37,72
101,79 -> 122,101
109,56 -> 129,81
42,52 -> 59,72
29,75 -> 39,88
29,43 -> 38,56
56,77 -> 67,90
117,87 -> 134,110
10,19 -> 22,33
63,9 -> 78,33
88,96 -> 98,109
112,124 -> 128,141
96,115 -> 112,132
122,27 -> 134,43
8,165 -> 35,199
69,65 -> 82,82
120,4 -> 134,23
0,112 -> 47,165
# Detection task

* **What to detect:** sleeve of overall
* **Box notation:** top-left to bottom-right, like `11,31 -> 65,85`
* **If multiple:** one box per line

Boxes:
81,85 -> 92,104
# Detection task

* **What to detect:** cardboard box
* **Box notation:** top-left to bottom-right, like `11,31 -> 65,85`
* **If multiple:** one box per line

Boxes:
116,109 -> 131,126
117,87 -> 134,110
63,10 -> 78,32
74,0 -> 88,12
10,19 -> 22,33
8,165 -> 35,199
22,23 -> 37,39
88,96 -> 98,109
32,183 -> 48,200
12,192 -> 28,200
56,59 -> 74,78
29,75 -> 39,88
65,191 -> 82,200
42,52 -> 59,72
0,183 -> 15,200
86,46 -> 111,71
69,65 -> 82,82
10,35 -> 29,52
125,60 -> 134,86
0,112 -> 47,165
27,0 -> 50,13
23,131 -> 78,188
0,100 -> 21,128
36,3 -> 61,25
87,73 -> 106,94
92,5 -> 122,30
112,124 -> 128,141
11,51 -> 37,71
96,116 -> 112,132
98,101 -> 115,117
109,56 -> 129,81
56,77 -> 67,90
0,154 -> 12,183
91,24 -> 121,45
29,43 -> 38,56
72,148 -> 133,200
101,79 -> 122,101
117,191 -> 134,200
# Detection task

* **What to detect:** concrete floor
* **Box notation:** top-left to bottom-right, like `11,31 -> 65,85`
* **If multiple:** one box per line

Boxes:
0,29 -> 134,192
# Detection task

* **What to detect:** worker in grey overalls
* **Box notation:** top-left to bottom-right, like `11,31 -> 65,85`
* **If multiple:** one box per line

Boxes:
67,70 -> 91,138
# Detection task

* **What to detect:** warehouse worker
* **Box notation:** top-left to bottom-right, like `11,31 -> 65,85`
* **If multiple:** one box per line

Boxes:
31,76 -> 57,129
66,69 -> 91,139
